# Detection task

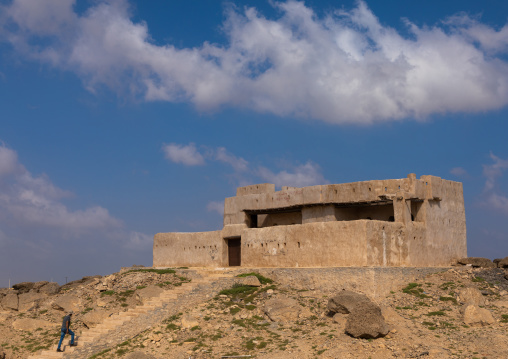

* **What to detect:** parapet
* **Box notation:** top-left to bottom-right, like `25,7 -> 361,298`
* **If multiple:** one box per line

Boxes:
236,183 -> 275,196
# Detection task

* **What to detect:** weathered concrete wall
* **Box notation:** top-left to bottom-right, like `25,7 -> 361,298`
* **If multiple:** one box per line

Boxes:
240,221 -> 400,267
418,177 -> 467,265
153,231 -> 223,267
302,205 -> 336,223
155,174 -> 467,268
258,212 -> 302,227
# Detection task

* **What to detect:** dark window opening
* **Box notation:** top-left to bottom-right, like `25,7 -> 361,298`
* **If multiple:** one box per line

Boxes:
249,214 -> 258,228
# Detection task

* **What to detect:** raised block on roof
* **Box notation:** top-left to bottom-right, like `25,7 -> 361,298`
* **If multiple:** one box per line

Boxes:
153,174 -> 467,268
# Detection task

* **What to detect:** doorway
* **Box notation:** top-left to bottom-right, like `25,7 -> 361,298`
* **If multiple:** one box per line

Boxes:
227,237 -> 241,266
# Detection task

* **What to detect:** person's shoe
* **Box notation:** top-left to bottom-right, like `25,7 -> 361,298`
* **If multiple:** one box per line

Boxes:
56,348 -> 63,352
70,343 -> 77,347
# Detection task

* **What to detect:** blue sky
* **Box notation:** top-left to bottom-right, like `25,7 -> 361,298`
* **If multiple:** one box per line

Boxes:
1,0 -> 508,286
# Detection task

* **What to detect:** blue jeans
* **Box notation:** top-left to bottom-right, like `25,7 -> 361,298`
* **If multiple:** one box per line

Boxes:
57,329 -> 74,349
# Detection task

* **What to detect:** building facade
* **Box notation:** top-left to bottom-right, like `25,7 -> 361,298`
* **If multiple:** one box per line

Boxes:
153,174 -> 467,268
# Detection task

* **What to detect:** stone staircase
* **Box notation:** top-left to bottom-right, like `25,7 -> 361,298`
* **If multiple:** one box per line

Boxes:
28,270 -> 234,359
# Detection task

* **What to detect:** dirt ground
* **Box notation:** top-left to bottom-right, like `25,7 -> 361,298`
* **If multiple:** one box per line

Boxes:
1,267 -> 507,359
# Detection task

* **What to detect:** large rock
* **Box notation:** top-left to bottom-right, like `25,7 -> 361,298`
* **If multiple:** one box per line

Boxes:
12,318 -> 56,331
136,285 -> 164,304
345,301 -> 389,339
12,282 -> 34,294
498,257 -> 508,268
463,304 -> 495,326
263,296 -> 308,323
457,257 -> 496,268
18,292 -> 47,312
32,281 -> 49,291
1,292 -> 18,311
328,290 -> 371,314
51,294 -> 81,312
457,287 -> 486,306
38,282 -> 60,295
82,309 -> 111,328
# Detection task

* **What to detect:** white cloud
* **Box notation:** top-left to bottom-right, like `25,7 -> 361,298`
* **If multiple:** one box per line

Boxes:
0,143 -> 121,232
481,153 -> 508,216
450,167 -> 467,177
257,161 -> 327,187
162,143 -> 205,166
482,152 -> 508,191
2,0 -> 508,123
206,201 -> 224,215
215,147 -> 249,172
0,144 -> 20,178
165,142 -> 328,188
485,193 -> 508,215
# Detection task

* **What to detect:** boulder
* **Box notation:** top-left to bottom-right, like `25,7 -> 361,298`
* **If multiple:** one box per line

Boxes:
263,296 -> 307,323
345,301 -> 389,339
1,292 -> 18,311
136,285 -> 164,304
125,352 -> 157,359
12,282 -> 34,294
82,309 -> 111,328
12,318 -> 55,331
462,304 -> 495,326
457,287 -> 486,306
38,282 -> 60,295
32,281 -> 49,291
457,257 -> 496,268
18,292 -> 47,312
237,276 -> 261,287
332,313 -> 347,327
328,290 -> 371,314
498,257 -> 508,268
51,294 -> 81,312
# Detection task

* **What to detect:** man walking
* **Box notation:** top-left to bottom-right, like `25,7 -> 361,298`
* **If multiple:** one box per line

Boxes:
57,311 -> 76,352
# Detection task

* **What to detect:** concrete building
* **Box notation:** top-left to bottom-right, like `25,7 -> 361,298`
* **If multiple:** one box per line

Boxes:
153,174 -> 467,268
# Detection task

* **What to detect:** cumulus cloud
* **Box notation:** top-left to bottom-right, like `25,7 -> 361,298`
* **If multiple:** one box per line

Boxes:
165,142 -> 327,189
162,143 -> 205,166
482,153 -> 508,215
0,142 -> 152,253
2,0 -> 508,123
483,153 -> 508,191
257,162 -> 327,187
0,144 -> 21,178
215,147 -> 249,172
0,144 -> 121,232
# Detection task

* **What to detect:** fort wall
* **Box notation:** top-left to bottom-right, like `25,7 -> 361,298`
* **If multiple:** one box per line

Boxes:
153,174 -> 467,268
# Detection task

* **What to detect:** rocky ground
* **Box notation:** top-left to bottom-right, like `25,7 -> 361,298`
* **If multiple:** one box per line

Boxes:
1,265 -> 508,359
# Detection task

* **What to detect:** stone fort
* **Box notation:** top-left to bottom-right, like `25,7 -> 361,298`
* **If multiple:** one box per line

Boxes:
153,174 -> 466,268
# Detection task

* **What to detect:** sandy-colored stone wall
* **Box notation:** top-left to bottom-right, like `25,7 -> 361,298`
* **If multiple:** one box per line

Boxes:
154,174 -> 467,268
153,231 -> 223,267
